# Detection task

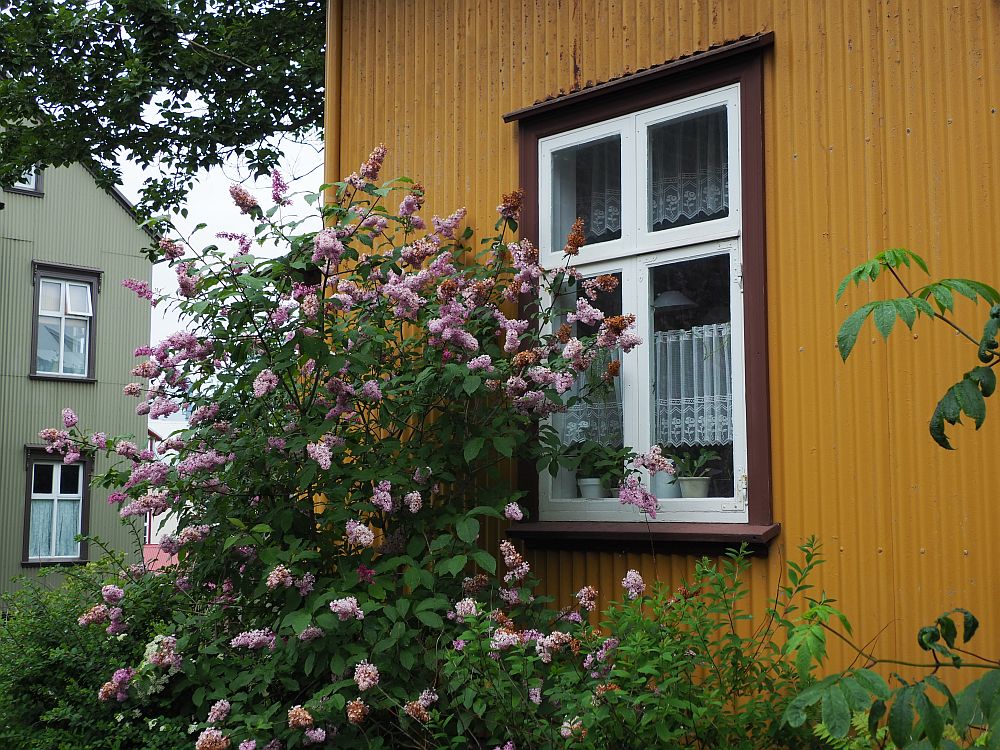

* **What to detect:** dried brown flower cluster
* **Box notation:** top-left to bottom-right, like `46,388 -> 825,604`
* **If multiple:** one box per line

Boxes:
556,323 -> 573,343
497,188 -> 525,219
346,698 -> 369,724
462,573 -> 490,595
602,359 -> 621,383
287,705 -> 314,729
511,350 -> 540,369
602,314 -> 636,337
436,278 -> 460,301
593,682 -> 621,704
403,700 -> 430,723
563,218 -> 586,256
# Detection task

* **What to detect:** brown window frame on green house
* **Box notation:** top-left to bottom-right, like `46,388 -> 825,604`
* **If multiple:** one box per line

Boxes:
22,446 -> 92,567
29,261 -> 102,383
503,33 -> 779,554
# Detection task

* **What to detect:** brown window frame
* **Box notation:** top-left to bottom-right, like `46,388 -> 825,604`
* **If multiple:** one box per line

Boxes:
5,168 -> 45,197
29,261 -> 102,383
503,34 -> 778,553
22,446 -> 92,566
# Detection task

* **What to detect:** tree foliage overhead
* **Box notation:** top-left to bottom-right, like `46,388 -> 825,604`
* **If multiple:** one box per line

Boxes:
0,0 -> 325,213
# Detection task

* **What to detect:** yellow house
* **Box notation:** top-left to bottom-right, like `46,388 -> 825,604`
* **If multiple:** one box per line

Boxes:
324,1 -> 1000,670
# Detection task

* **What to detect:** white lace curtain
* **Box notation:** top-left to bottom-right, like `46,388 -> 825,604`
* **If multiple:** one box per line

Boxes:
575,140 -> 622,241
557,350 -> 624,448
648,108 -> 729,229
655,323 -> 732,446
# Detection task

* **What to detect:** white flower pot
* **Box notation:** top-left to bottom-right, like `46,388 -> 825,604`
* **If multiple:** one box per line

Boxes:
651,473 -> 681,499
577,477 -> 606,499
677,476 -> 711,498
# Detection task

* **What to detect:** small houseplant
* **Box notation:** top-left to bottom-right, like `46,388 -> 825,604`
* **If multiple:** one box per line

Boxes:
672,447 -> 720,498
650,444 -> 680,498
571,439 -> 628,498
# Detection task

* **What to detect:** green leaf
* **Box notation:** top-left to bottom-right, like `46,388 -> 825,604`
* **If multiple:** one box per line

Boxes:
455,517 -> 480,544
930,284 -> 955,313
869,699 -> 887,737
955,682 -> 982,734
838,304 -> 875,360
888,687 -> 915,748
873,303 -> 896,339
282,610 -> 312,635
916,690 -> 944,746
437,554 -> 468,577
462,375 -> 482,395
956,377 -> 987,428
937,614 -> 958,648
969,367 -> 996,398
821,684 -> 852,738
415,610 -> 443,628
853,669 -> 891,700
463,437 -> 485,463
891,298 -> 917,329
492,436 -> 515,457
783,686 -> 824,728
962,609 -> 980,642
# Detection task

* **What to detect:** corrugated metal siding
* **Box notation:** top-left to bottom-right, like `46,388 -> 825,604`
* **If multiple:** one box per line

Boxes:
0,165 -> 152,591
330,0 -> 1000,669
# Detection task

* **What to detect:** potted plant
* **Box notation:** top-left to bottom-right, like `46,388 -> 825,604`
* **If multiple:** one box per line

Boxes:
649,446 -> 681,498
672,447 -> 720,498
571,440 -> 628,499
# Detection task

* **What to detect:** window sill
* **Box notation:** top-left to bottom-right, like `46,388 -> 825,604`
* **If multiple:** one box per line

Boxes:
506,521 -> 780,556
28,373 -> 96,384
21,558 -> 87,568
4,186 -> 44,197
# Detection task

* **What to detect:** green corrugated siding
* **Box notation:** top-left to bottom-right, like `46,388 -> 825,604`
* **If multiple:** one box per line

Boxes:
0,165 -> 152,593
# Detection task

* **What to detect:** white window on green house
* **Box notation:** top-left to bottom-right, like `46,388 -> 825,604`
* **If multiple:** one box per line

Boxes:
27,461 -> 84,560
35,277 -> 94,377
538,84 -> 750,524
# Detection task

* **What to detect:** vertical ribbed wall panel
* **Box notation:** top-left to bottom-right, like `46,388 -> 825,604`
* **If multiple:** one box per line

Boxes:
332,0 -> 1000,671
0,164 -> 151,590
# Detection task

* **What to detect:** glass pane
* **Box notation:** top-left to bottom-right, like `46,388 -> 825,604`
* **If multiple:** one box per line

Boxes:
552,135 -> 622,250
60,464 -> 81,495
36,315 -> 61,373
651,254 -> 734,497
39,281 -> 62,313
552,272 -> 624,499
63,318 -> 88,375
28,499 -> 54,558
66,284 -> 92,316
648,106 -> 729,232
55,499 -> 81,557
32,464 -> 54,495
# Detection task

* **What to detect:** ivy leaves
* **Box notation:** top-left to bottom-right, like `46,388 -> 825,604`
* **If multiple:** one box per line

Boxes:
836,248 -> 1000,448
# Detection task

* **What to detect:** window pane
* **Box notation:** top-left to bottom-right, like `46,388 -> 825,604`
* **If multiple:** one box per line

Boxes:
66,284 -> 92,316
39,281 -> 62,313
36,315 -> 62,373
63,318 -> 88,375
29,499 -> 54,558
651,255 -> 734,497
648,106 -> 728,232
55,499 -> 81,557
552,135 -> 622,250
32,464 -> 54,495
552,273 -> 624,499
60,464 -> 81,495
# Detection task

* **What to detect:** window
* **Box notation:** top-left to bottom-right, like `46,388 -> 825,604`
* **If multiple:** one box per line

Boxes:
506,35 -> 776,541
23,449 -> 90,563
6,168 -> 44,195
30,263 -> 101,381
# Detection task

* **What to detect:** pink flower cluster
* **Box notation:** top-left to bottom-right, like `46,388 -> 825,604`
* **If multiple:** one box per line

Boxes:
634,444 -> 675,475
98,667 -> 136,702
329,596 -> 364,621
148,635 -> 182,670
353,660 -> 379,691
622,569 -> 645,600
230,628 -> 276,651
500,540 -> 530,584
229,183 -> 258,214
371,480 -> 394,512
345,519 -> 374,547
122,278 -> 154,302
266,565 -> 294,590
207,699 -> 231,724
253,369 -> 279,397
575,585 -> 598,612
306,441 -> 332,470
618,476 -> 659,518
503,503 -> 524,521
271,169 -> 291,206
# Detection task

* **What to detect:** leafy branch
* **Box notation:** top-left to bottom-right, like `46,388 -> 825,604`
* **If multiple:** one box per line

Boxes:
836,248 -> 1000,448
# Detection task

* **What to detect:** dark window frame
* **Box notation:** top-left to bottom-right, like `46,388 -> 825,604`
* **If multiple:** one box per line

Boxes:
22,446 -> 92,566
504,33 -> 778,553
5,168 -> 44,197
29,261 -> 102,383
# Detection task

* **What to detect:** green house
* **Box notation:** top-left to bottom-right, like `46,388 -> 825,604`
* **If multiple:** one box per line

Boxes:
0,165 -> 152,596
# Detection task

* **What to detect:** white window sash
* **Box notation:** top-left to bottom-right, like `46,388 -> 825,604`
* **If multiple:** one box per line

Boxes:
29,463 -> 83,560
37,278 -> 92,377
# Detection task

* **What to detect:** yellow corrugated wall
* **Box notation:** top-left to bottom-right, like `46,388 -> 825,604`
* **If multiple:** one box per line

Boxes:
326,0 -> 1000,671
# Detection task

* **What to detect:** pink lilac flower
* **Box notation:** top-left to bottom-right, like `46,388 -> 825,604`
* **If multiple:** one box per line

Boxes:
503,503 -> 523,521
306,442 -> 332,470
230,628 -> 276,650
360,380 -> 382,401
634,445 -> 675,475
296,573 -> 316,596
500,540 -> 529,583
371,480 -> 394,512
452,639 -> 466,651
61,408 -> 78,428
253,369 -> 279,397
229,184 -> 259,214
345,520 -> 374,547
454,598 -> 479,618
149,397 -> 181,419
560,719 -> 585,739
122,382 -> 142,397
357,565 -> 376,584
217,231 -> 252,254
106,607 -> 127,635
431,207 -> 467,239
101,585 -> 125,604
175,262 -> 197,297
529,687 -> 542,705
398,193 -> 420,217
266,437 -> 286,451
618,476 -> 659,518
97,666 -> 136,702
159,238 -> 184,260
493,742 -> 517,750
575,585 -> 598,612
312,228 -> 344,265
353,660 -> 379,691
63,449 -> 81,465
266,565 -> 294,590
359,144 -> 387,183
78,604 -> 109,626
271,169 -> 291,206
329,596 -> 364,621
298,626 -> 324,642
303,728 -> 326,745
195,728 -> 230,750
149,635 -> 182,669
583,637 -> 619,678
240,742 -> 257,750
208,699 -> 231,724
567,297 -> 604,326
404,491 -> 422,513
122,278 -> 154,302
622,570 -> 645,600
467,354 -> 494,373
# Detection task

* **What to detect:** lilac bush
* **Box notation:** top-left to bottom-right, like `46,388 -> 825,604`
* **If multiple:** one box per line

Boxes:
39,145 -> 657,747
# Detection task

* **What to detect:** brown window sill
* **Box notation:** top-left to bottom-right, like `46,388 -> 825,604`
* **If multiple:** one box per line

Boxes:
28,373 -> 96,384
506,521 -> 780,556
21,558 -> 88,568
